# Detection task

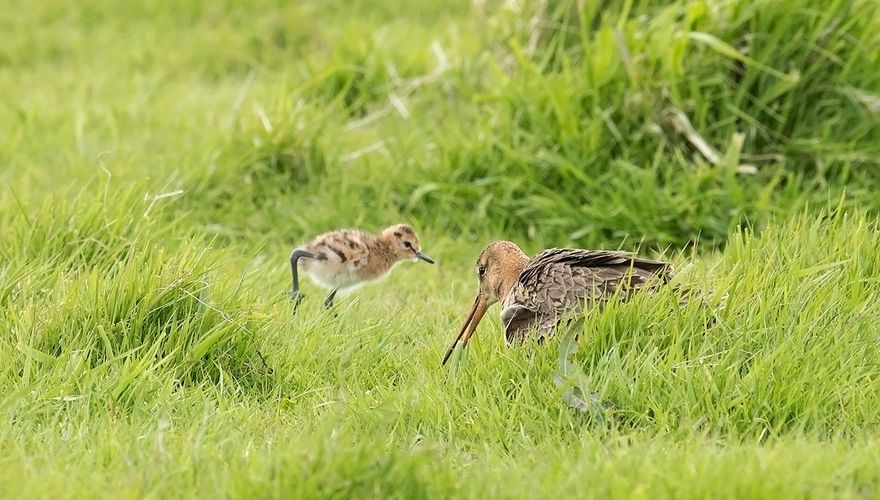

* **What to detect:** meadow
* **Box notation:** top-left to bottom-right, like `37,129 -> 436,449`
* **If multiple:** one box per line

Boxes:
2,0 -> 880,497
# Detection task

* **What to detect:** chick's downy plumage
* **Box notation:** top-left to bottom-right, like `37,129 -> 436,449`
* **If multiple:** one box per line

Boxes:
290,224 -> 433,308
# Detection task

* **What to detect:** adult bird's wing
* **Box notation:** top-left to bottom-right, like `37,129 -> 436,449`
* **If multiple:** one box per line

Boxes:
500,248 -> 673,342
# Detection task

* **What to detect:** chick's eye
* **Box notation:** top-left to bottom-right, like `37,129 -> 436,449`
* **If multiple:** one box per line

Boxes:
477,265 -> 486,277
404,241 -> 413,249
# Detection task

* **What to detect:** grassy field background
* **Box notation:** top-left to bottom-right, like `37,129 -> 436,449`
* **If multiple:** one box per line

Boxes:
2,0 -> 880,497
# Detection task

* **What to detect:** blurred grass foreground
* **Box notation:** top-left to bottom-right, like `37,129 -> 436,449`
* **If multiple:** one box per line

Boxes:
1,0 -> 880,498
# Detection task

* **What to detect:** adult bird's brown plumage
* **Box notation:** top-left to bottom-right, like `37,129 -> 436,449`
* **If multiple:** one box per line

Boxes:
441,241 -> 674,365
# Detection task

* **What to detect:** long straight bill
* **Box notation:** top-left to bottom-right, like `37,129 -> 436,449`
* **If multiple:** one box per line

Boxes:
441,294 -> 489,366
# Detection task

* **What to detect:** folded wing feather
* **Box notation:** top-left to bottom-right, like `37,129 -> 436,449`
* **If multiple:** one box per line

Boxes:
500,249 -> 673,343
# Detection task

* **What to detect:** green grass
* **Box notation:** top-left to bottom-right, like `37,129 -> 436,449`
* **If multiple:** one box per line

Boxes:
2,0 -> 880,497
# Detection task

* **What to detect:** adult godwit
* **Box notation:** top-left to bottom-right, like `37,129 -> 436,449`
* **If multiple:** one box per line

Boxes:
290,224 -> 434,308
441,241 -> 673,365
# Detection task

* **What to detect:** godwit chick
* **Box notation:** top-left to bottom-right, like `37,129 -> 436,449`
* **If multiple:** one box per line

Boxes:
442,241 -> 673,365
290,224 -> 434,308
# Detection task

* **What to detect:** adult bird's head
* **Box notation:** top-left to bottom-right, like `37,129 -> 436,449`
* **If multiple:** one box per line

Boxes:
442,241 -> 529,365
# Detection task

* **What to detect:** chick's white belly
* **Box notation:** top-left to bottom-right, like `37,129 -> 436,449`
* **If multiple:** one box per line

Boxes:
301,261 -> 364,291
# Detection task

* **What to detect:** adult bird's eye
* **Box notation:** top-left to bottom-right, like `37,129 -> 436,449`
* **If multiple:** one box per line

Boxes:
478,265 -> 486,277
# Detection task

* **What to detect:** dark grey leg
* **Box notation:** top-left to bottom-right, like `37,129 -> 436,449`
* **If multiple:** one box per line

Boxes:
290,249 -> 315,306
323,289 -> 338,309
